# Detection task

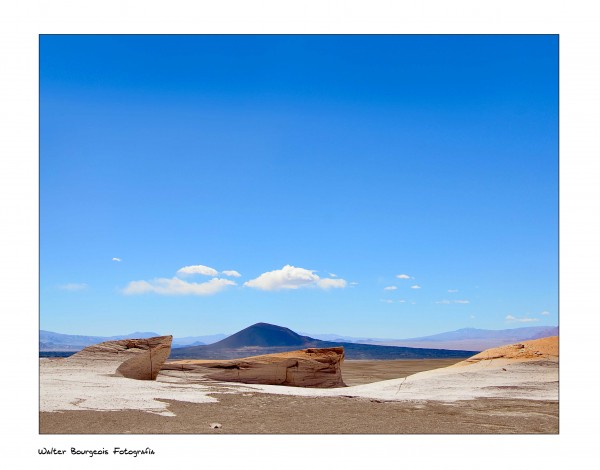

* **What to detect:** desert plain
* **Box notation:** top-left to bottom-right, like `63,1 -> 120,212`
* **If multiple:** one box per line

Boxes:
39,336 -> 558,434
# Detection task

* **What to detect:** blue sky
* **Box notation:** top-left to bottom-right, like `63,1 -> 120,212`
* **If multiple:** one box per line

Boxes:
40,35 -> 558,338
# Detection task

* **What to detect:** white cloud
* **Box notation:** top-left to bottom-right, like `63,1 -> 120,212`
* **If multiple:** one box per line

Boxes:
448,289 -> 458,293
329,273 -> 338,277
396,274 -> 411,279
177,264 -> 219,277
244,265 -> 317,290
384,286 -> 398,291
410,285 -> 421,289
436,299 -> 470,304
398,300 -> 406,303
112,257 -> 121,262
540,310 -> 550,315
222,270 -> 241,278
435,300 -> 451,304
123,277 -> 235,296
505,315 -> 540,323
59,283 -> 88,291
317,278 -> 348,289
349,281 -> 359,286
243,265 -> 346,291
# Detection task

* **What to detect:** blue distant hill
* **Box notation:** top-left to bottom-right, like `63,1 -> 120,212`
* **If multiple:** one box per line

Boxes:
402,326 -> 558,342
39,330 -> 226,352
350,326 -> 559,351
40,330 -> 161,351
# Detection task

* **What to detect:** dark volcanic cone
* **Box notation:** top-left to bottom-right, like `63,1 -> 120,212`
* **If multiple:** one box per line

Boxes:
211,322 -> 316,348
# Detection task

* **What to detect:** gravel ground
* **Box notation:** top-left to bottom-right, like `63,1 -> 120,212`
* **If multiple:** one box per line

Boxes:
40,394 -> 558,434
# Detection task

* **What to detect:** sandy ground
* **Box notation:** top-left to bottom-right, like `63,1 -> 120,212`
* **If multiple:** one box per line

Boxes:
40,395 -> 558,434
39,339 -> 559,433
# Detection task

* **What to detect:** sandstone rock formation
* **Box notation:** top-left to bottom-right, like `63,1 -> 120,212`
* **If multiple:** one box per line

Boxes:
451,336 -> 558,366
163,347 -> 346,388
66,335 -> 173,380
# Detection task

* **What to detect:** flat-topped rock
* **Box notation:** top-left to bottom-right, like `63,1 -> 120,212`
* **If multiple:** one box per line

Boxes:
163,347 -> 345,388
67,335 -> 173,380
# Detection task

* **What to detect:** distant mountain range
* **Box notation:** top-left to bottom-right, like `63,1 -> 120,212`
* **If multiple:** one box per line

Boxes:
40,330 -> 225,351
404,326 -> 558,342
40,330 -> 162,351
40,324 -> 558,356
303,325 -> 557,346
168,323 -> 478,360
356,326 -> 559,351
173,334 -> 227,346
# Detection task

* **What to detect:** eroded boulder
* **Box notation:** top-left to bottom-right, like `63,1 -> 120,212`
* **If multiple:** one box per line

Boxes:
163,347 -> 346,388
66,336 -> 172,380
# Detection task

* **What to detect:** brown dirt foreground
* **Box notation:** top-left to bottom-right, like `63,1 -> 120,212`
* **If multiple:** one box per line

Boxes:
40,394 -> 558,434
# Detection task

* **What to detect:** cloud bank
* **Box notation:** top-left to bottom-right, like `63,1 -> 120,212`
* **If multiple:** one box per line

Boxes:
244,265 -> 347,291
123,277 -> 235,296
124,264 -> 346,295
